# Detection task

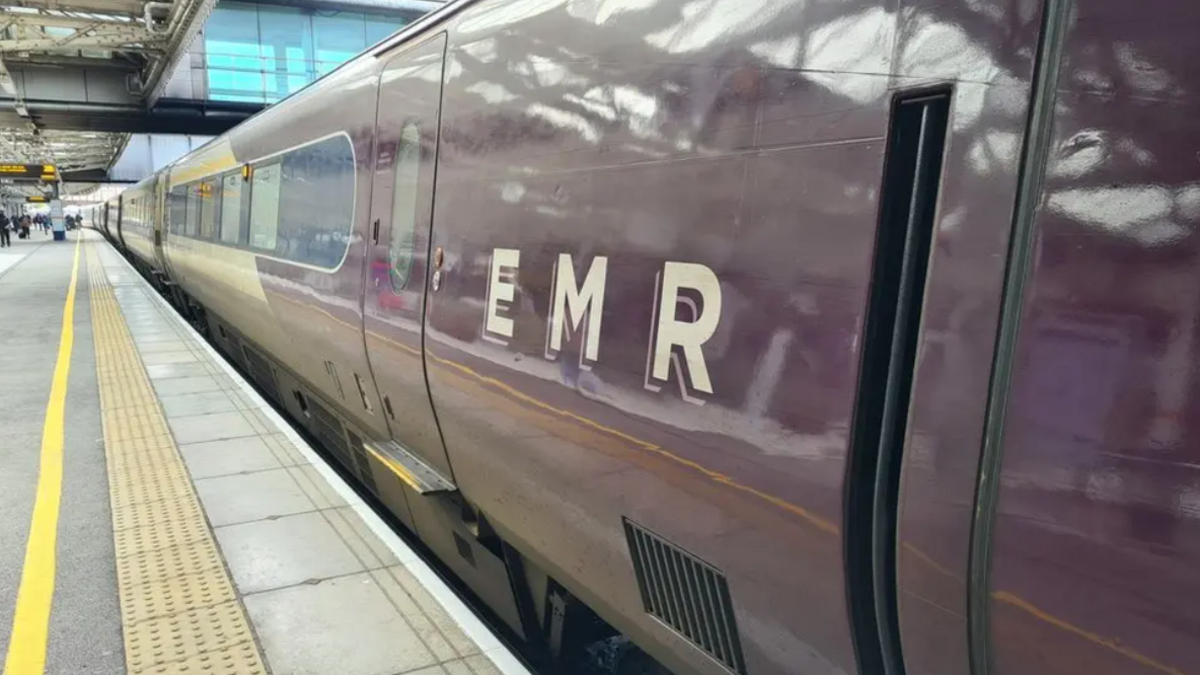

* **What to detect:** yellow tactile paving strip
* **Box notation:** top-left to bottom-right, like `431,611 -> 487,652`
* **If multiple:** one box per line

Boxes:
87,245 -> 268,675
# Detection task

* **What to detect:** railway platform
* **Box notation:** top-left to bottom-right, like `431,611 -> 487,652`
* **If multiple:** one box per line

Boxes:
0,230 -> 529,675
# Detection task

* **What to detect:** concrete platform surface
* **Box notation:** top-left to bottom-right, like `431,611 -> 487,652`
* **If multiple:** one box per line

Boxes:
0,230 -> 530,675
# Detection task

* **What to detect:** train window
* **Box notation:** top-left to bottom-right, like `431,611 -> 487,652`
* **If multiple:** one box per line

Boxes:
169,186 -> 187,235
276,134 -> 355,268
249,162 -> 281,251
199,179 -> 218,240
219,173 -> 242,245
185,183 -> 201,236
388,122 -> 421,292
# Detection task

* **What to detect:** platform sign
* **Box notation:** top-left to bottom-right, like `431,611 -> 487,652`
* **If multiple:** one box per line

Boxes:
25,195 -> 47,203
51,199 -> 64,233
0,164 -> 57,180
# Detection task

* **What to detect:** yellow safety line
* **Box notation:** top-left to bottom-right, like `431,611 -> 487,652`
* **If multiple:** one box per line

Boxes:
3,233 -> 81,675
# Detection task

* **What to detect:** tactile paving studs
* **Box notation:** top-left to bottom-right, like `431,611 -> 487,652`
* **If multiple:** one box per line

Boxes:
125,601 -> 257,671
112,496 -> 202,532
109,468 -> 196,509
108,458 -> 189,493
88,245 -> 268,675
117,556 -> 237,627
133,642 -> 267,675
105,437 -> 179,471
115,517 -> 211,556
118,539 -> 224,587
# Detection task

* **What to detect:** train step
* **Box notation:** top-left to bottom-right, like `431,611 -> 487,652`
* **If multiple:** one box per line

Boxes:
362,440 -> 456,494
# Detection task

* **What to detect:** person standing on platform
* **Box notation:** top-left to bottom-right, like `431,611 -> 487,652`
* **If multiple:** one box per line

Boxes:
0,212 -> 10,248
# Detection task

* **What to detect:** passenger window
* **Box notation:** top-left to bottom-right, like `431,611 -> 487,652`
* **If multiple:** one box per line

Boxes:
389,122 -> 421,292
220,173 -> 242,245
185,183 -> 201,236
277,134 -> 355,268
200,179 -> 218,240
170,186 -> 187,234
249,162 -> 281,251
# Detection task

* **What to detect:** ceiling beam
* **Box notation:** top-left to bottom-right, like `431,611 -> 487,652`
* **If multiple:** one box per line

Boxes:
0,55 -> 14,95
145,0 -> 216,104
0,0 -> 147,15
2,14 -> 143,31
0,28 -> 166,51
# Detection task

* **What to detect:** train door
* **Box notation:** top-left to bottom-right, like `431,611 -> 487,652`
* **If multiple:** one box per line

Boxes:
857,29 -> 1056,675
153,175 -> 168,269
115,195 -> 126,249
360,35 -> 455,494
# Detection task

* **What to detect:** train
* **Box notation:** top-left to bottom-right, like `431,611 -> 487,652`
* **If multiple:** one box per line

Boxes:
85,0 -> 1200,674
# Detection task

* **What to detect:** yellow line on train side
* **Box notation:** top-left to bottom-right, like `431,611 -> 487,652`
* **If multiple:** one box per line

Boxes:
276,293 -> 1188,675
3,233 -> 82,675
992,592 -> 1187,675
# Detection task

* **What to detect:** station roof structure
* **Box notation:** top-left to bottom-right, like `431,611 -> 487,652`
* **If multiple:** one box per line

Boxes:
0,0 -> 216,187
0,0 -> 441,202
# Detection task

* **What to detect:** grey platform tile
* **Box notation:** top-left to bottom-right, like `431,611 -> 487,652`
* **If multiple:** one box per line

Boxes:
216,511 -> 364,594
263,433 -> 308,467
233,390 -> 263,410
464,654 -> 504,675
373,566 -> 479,661
240,408 -> 274,436
132,326 -> 181,336
402,667 -> 447,675
126,322 -> 175,334
168,411 -> 257,444
141,350 -> 200,366
194,468 -> 314,526
180,436 -> 282,479
248,407 -> 275,425
144,362 -> 210,380
135,340 -> 189,354
217,373 -> 245,391
324,507 -> 401,570
123,313 -> 170,322
160,390 -> 238,417
287,465 -> 348,510
134,333 -> 183,345
443,656 -> 503,675
153,375 -> 224,396
244,572 -> 437,675
129,328 -> 177,340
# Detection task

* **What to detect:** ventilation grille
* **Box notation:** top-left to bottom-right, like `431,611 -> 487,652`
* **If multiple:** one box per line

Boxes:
241,345 -> 279,401
623,519 -> 746,674
346,430 -> 377,495
224,334 -> 244,368
307,397 -> 352,468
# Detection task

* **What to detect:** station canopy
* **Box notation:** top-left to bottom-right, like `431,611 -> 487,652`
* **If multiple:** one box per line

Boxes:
0,0 -> 215,196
